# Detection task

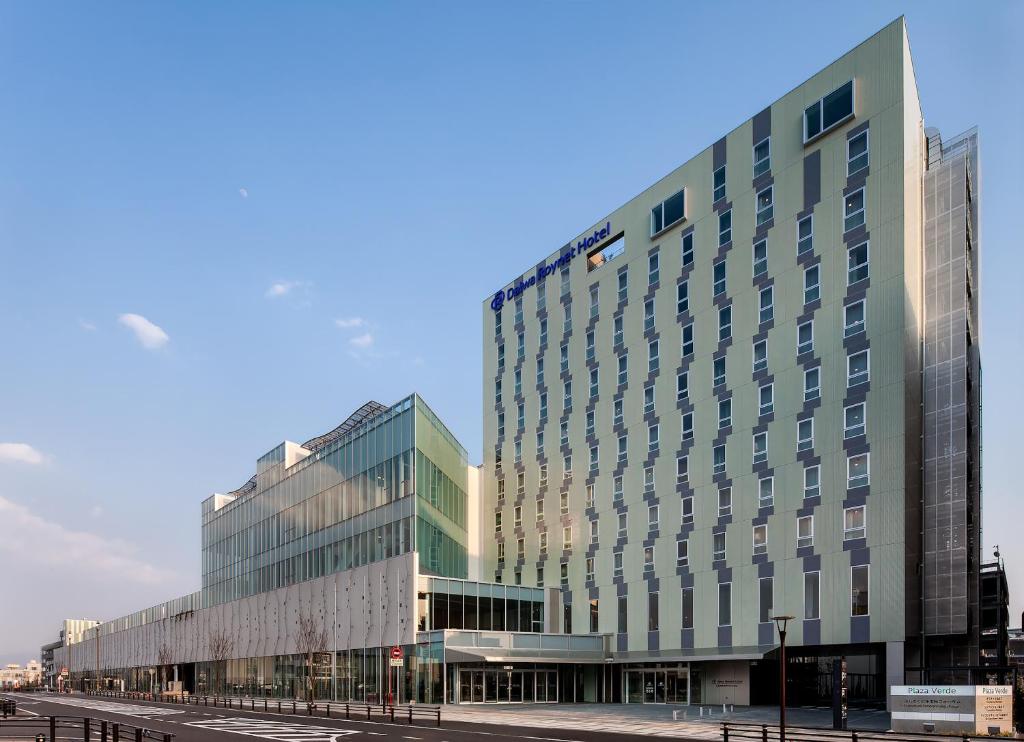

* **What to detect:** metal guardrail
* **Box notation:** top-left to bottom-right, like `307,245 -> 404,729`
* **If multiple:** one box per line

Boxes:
0,715 -> 173,742
87,691 -> 441,726
721,721 -> 991,742
2,699 -> 16,718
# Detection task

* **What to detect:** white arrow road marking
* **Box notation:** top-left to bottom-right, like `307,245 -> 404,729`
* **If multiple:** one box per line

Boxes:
185,718 -> 358,741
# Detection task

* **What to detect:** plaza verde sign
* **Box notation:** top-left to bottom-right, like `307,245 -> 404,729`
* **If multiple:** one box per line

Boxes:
890,685 -> 1014,736
490,222 -> 613,312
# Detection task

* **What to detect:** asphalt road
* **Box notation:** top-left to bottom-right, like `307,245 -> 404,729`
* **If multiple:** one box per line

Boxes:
0,693 -> 702,742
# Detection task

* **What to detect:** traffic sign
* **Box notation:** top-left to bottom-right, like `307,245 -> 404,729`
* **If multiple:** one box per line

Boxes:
390,646 -> 402,660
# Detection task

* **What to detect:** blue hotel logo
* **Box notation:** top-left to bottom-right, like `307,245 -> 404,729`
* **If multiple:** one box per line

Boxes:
491,222 -> 612,312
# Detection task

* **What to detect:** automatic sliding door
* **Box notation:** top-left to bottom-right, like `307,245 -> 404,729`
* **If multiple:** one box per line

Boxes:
484,671 -> 498,703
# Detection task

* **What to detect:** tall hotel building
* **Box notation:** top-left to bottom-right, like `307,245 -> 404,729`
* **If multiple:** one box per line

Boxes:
51,18 -> 982,708
483,17 -> 981,705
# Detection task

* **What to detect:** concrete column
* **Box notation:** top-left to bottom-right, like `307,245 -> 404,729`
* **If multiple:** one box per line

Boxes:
885,641 -> 905,711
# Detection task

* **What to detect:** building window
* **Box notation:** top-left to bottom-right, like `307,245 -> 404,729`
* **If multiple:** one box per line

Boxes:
804,80 -> 854,142
585,330 -> 595,361
681,232 -> 694,267
713,165 -> 726,201
497,478 -> 505,500
562,526 -> 572,551
617,270 -> 628,302
712,354 -> 729,384
648,504 -> 659,529
560,491 -> 569,515
753,431 -> 768,464
851,565 -> 870,616
517,538 -> 525,558
848,241 -> 869,284
589,599 -> 599,632
682,588 -> 694,629
719,209 -> 732,246
804,367 -> 820,402
514,298 -> 523,324
514,368 -> 523,396
759,383 -> 773,416
681,323 -> 694,356
643,546 -> 655,572
848,129 -> 869,176
494,512 -> 502,533
648,251 -> 660,285
651,189 -> 686,236
617,435 -> 628,462
586,483 -> 595,509
847,452 -> 870,488
756,186 -> 774,225
804,465 -> 820,499
845,402 -> 866,438
560,269 -> 570,297
718,487 -> 732,518
804,264 -> 820,305
677,455 -> 689,483
719,398 -> 732,429
797,320 -> 813,355
617,354 -> 628,386
563,381 -> 572,410
563,454 -> 572,479
753,239 -> 767,277
844,505 -> 866,540
753,137 -> 770,177
758,576 -> 774,623
559,421 -> 568,446
643,385 -> 655,415
590,285 -> 599,319
517,402 -> 525,429
589,519 -> 599,545
497,412 -> 505,438
585,557 -> 595,582
560,562 -> 569,587
677,371 -> 689,401
844,300 -> 866,336
676,539 -> 689,568
560,343 -> 569,372
670,491 -> 688,523
538,289 -> 546,312
617,594 -> 627,631
613,315 -> 623,346
539,531 -> 547,554
517,332 -> 525,360
797,214 -> 813,256
753,339 -> 767,373
589,368 -> 599,399
538,567 -> 545,586
539,464 -> 548,487
753,524 -> 768,556
644,298 -> 655,331
617,512 -> 627,539
758,476 -> 774,508
497,343 -> 505,369
536,497 -> 544,523
677,280 -> 689,314
713,444 -> 726,476
681,412 -> 694,442
495,379 -> 502,405
719,305 -> 732,341
648,423 -> 660,453
648,592 -> 660,631
613,398 -> 623,426
804,571 -> 820,620
759,286 -> 774,324
539,393 -> 548,420
514,505 -> 522,528
719,582 -> 732,626
494,310 -> 502,337
644,466 -> 655,492
539,318 -> 547,346
589,445 -> 599,472
563,306 -> 572,334
847,349 -> 869,387
797,417 -> 814,451
797,515 -> 814,549
648,339 -> 660,373
844,188 -> 866,233
713,261 -> 726,296
497,543 -> 505,561
713,532 -> 726,562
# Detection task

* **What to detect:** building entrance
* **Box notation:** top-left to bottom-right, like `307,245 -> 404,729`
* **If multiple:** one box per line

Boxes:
457,669 -> 558,703
624,669 -> 689,703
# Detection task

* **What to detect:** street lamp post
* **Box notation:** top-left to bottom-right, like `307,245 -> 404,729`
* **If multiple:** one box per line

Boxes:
772,615 -> 795,742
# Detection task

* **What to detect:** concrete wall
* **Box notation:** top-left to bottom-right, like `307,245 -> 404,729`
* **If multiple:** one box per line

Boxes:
55,553 -> 418,673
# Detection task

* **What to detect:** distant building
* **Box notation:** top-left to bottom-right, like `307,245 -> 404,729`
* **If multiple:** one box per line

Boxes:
979,560 -> 1009,673
0,661 -> 42,689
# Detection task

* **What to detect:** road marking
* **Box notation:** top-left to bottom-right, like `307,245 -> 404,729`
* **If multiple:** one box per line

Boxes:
185,718 -> 358,741
19,695 -> 184,718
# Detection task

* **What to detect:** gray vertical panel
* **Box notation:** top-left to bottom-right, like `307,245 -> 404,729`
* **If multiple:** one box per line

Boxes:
803,150 -> 821,211
752,107 -> 772,143
713,137 -> 727,170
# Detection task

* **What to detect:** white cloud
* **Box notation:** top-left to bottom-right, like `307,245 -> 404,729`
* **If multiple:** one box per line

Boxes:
349,332 -> 374,348
239,187 -> 249,199
0,443 -> 46,465
265,280 -> 311,299
334,317 -> 365,329
118,313 -> 169,350
78,319 -> 97,332
0,496 -> 178,585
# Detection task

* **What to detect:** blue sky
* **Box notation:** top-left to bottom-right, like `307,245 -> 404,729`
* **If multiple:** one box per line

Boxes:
0,1 -> 1021,663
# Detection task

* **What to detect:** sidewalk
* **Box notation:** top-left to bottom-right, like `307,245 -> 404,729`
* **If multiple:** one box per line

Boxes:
441,703 -> 892,739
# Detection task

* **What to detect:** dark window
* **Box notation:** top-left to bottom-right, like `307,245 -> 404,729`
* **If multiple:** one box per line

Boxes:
648,592 -> 660,631
805,80 -> 854,141
617,595 -> 628,633
718,583 -> 732,626
851,565 -> 869,616
681,589 -> 694,629
759,578 -> 773,623
589,599 -> 599,633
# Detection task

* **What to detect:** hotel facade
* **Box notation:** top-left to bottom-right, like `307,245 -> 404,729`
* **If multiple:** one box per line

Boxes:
53,18 -> 982,708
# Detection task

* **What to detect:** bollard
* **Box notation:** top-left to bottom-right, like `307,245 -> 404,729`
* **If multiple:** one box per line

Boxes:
761,725 -> 768,742
291,701 -> 296,714
264,700 -> 267,712
112,723 -> 119,742
852,733 -> 859,742
101,720 -> 108,742
435,707 -> 440,727
366,705 -> 370,720
84,717 -> 91,742
50,716 -> 57,742
133,728 -> 142,742
326,703 -> 330,718
722,704 -> 726,715
163,735 -> 172,742
389,706 -> 394,722
699,706 -> 704,717
345,704 -> 350,720
723,723 -> 729,742
251,700 -> 254,711
408,706 -> 412,724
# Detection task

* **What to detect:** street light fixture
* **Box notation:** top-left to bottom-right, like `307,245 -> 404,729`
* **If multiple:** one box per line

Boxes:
771,615 -> 795,742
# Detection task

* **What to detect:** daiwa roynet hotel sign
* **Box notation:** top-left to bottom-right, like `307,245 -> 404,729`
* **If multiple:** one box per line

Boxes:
490,222 -> 613,312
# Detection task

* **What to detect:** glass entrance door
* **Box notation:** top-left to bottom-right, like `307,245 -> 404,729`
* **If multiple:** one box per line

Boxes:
625,669 -> 689,703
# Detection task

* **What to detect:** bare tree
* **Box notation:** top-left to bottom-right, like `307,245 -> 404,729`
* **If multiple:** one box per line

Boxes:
157,644 -> 173,694
207,626 -> 233,696
295,609 -> 328,702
